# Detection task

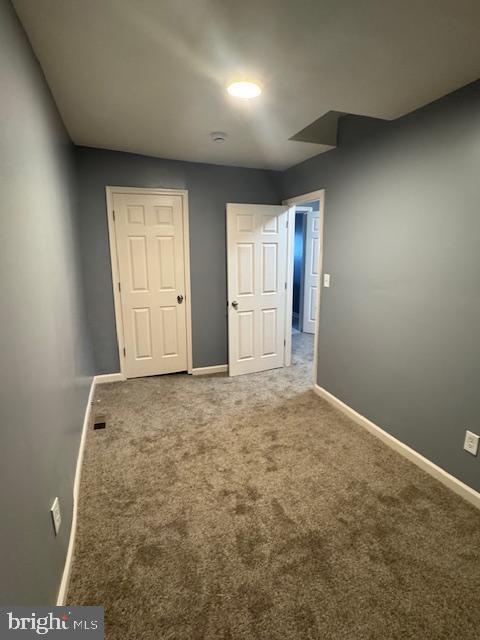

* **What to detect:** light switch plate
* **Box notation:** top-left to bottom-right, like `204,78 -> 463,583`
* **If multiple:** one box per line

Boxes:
464,430 -> 479,456
51,497 -> 62,535
323,273 -> 331,287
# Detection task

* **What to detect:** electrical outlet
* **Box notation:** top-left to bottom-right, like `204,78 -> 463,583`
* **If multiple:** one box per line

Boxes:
51,497 -> 62,535
323,273 -> 331,287
464,430 -> 479,456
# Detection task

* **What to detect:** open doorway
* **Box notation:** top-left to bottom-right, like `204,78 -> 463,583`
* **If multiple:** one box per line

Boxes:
293,207 -> 306,334
284,190 -> 325,384
292,202 -> 320,335
225,192 -> 323,382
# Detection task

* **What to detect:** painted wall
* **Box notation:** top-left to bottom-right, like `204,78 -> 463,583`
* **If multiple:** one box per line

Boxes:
0,0 -> 93,604
75,147 -> 281,373
282,80 -> 480,492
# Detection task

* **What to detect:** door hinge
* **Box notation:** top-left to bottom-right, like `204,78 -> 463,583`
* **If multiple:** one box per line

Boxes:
286,219 -> 289,228
118,282 -> 121,292
285,281 -> 287,290
113,210 -> 115,221
284,339 -> 286,346
123,347 -> 126,357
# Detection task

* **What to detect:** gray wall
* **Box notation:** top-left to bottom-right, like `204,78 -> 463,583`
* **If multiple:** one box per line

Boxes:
282,80 -> 480,492
75,147 -> 281,373
0,0 -> 93,604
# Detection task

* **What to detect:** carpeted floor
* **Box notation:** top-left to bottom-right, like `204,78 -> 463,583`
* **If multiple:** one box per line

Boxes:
68,333 -> 480,639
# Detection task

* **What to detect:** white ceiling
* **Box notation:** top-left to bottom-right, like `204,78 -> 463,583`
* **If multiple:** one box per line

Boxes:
14,0 -> 480,170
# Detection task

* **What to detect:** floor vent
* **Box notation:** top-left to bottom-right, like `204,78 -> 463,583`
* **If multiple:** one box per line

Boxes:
93,415 -> 107,430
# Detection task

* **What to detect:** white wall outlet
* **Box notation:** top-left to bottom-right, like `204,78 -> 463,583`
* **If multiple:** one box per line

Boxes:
323,273 -> 331,287
464,430 -> 479,456
51,497 -> 62,535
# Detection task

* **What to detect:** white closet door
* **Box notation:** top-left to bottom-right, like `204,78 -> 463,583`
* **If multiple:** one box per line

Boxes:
114,192 -> 188,378
227,203 -> 288,376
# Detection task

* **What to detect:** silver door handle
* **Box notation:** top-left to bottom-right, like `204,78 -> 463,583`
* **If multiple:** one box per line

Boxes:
231,300 -> 238,309
177,294 -> 184,304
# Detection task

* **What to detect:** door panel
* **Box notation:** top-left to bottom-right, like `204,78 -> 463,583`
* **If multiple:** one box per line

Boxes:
157,236 -> 176,290
262,243 -> 278,293
237,243 -> 254,295
303,209 -> 321,334
262,308 -> 277,356
160,306 -> 179,357
227,203 -> 288,376
238,311 -> 254,360
129,236 -> 148,290
133,308 -> 152,359
308,287 -> 317,323
114,192 -> 188,378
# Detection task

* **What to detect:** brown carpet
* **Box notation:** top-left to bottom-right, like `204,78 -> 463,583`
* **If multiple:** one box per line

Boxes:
68,333 -> 480,639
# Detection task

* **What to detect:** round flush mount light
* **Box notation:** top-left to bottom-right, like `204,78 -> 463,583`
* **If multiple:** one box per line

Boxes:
210,131 -> 228,143
227,81 -> 262,99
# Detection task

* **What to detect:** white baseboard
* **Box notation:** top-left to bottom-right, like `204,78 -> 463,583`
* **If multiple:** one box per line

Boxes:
56,376 -> 96,605
314,384 -> 480,511
192,364 -> 228,376
94,372 -> 126,384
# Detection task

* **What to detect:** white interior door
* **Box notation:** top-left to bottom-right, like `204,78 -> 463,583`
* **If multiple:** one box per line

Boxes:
302,208 -> 321,334
113,192 -> 188,378
227,203 -> 288,376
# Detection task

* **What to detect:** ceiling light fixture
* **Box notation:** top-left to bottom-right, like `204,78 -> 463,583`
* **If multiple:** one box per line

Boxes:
227,81 -> 262,99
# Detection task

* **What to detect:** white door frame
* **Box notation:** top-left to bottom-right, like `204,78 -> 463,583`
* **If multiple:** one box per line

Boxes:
283,189 -> 325,383
105,186 -> 193,379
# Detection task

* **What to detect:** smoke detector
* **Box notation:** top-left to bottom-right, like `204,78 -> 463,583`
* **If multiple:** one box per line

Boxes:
210,131 -> 228,143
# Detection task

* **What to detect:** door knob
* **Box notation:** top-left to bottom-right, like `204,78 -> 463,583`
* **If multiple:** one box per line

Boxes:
177,294 -> 184,304
231,300 -> 238,309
